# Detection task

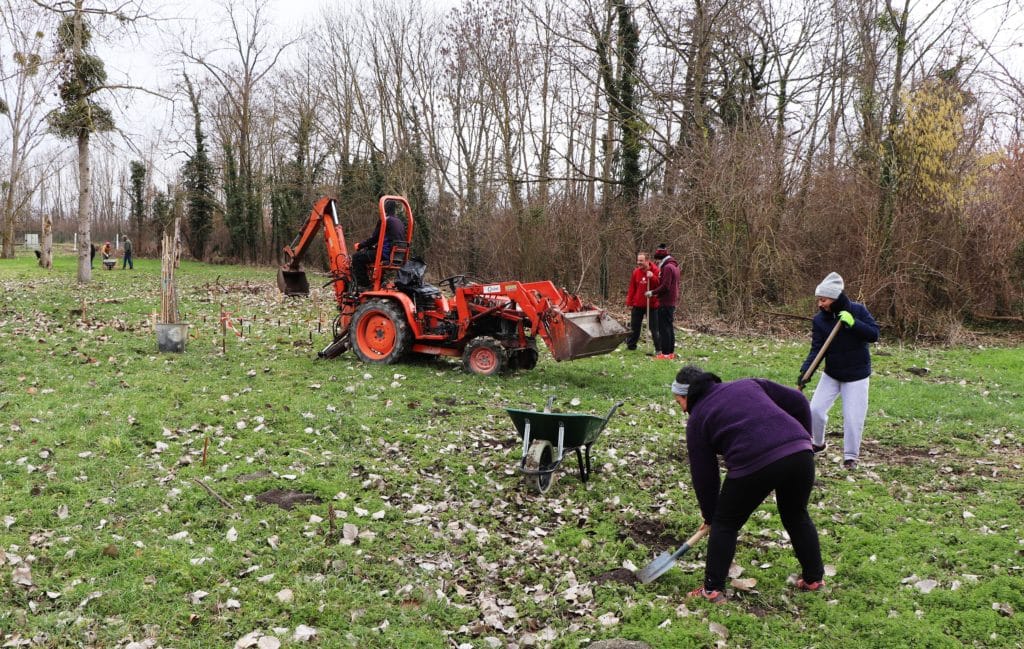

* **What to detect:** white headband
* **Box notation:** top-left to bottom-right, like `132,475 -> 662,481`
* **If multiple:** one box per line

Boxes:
671,381 -> 688,396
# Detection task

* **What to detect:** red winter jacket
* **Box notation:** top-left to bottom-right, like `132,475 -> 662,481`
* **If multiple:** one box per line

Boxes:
626,263 -> 660,308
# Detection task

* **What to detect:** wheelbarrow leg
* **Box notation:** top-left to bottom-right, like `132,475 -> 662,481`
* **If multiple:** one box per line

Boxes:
574,447 -> 588,483
574,443 -> 597,483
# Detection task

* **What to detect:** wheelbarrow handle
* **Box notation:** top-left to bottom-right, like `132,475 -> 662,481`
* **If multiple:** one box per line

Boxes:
600,401 -> 624,429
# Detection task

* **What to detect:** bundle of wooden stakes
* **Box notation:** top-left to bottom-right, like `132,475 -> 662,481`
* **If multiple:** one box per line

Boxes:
160,219 -> 181,323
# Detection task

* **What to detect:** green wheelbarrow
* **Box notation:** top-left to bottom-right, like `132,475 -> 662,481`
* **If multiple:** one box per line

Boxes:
506,398 -> 623,494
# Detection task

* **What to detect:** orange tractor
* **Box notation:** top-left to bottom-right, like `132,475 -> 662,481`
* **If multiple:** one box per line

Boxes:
277,195 -> 628,375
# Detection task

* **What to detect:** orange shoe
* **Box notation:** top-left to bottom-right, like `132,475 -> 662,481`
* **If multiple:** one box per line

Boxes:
655,353 -> 676,360
796,578 -> 825,591
687,586 -> 725,603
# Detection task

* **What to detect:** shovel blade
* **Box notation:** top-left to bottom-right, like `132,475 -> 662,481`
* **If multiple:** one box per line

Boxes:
636,550 -> 679,584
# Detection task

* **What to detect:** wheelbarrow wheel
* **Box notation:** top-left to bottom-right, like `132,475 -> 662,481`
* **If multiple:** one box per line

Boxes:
524,439 -> 556,494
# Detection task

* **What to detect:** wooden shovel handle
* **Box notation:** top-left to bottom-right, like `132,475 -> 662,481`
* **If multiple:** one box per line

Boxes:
801,320 -> 843,386
673,524 -> 710,558
686,524 -> 710,547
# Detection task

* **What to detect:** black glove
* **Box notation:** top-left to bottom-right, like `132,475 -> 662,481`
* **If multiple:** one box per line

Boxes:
797,373 -> 808,390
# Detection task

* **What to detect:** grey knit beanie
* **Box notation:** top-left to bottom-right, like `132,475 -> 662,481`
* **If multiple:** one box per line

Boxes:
815,272 -> 844,299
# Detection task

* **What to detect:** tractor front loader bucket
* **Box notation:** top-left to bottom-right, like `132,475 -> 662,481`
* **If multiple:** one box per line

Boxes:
277,269 -> 310,296
545,309 -> 629,361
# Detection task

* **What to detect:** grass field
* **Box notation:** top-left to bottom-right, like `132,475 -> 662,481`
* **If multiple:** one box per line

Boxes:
1,252 -> 1022,648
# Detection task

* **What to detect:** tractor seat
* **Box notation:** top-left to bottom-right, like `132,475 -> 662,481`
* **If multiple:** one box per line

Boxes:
380,242 -> 410,271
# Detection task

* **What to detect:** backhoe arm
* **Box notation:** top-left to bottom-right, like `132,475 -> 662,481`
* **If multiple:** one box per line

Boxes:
278,197 -> 352,301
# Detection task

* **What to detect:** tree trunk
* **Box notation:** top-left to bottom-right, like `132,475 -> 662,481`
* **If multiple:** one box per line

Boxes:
1,188 -> 14,258
77,131 -> 92,283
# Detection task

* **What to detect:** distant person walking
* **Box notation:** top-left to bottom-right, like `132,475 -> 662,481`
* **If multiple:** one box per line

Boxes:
798,272 -> 879,469
625,251 -> 660,352
122,236 -> 134,270
647,244 -> 679,360
671,365 -> 826,603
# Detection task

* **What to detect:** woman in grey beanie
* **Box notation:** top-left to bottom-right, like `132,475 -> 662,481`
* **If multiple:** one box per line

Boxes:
798,272 -> 879,469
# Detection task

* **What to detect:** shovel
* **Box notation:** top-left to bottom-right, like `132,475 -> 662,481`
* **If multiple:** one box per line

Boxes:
636,524 -> 709,584
799,320 -> 843,390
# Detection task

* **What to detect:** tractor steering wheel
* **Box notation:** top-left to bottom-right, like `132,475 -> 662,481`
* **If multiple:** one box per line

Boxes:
438,275 -> 467,293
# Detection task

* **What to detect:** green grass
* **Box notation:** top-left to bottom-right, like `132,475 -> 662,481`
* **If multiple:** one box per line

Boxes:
1,251 -> 1022,648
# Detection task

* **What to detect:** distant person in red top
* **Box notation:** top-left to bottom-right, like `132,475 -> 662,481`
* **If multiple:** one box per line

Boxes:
624,251 -> 660,352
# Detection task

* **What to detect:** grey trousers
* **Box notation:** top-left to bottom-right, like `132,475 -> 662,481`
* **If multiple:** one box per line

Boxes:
809,374 -> 869,461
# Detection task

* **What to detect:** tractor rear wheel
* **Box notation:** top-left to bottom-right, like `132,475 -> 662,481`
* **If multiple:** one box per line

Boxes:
462,336 -> 508,376
351,299 -> 411,364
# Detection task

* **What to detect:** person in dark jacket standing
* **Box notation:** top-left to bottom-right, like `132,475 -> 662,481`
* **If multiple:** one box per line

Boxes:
672,365 -> 826,603
624,251 -> 660,351
798,272 -> 879,469
121,236 -> 133,270
351,198 -> 407,291
646,244 -> 679,359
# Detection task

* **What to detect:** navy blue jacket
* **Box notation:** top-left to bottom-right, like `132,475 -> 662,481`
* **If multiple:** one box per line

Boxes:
800,292 -> 879,382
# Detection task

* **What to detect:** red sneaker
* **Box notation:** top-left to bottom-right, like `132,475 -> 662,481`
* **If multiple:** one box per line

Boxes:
687,586 -> 726,603
655,353 -> 676,360
796,578 -> 825,591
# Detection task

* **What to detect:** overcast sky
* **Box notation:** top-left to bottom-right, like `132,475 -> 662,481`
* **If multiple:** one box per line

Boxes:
92,0 -> 461,182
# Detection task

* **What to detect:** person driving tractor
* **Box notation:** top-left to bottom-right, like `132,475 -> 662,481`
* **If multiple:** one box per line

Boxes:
351,198 -> 407,291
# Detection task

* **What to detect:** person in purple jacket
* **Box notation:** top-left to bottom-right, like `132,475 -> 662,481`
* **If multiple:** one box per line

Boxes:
672,365 -> 826,603
646,243 -> 679,359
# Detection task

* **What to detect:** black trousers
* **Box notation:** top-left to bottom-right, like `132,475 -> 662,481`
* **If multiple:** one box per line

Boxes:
626,306 -> 660,350
656,305 -> 675,354
703,450 -> 824,591
351,248 -> 375,287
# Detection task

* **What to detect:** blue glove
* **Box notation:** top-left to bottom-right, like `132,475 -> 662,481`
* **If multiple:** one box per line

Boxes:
838,310 -> 854,327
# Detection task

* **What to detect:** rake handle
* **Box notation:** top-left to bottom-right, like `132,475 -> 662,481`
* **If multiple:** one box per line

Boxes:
801,320 -> 843,387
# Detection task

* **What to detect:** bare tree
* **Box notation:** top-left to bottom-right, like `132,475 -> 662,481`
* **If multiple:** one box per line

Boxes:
179,0 -> 296,261
1,0 -> 58,258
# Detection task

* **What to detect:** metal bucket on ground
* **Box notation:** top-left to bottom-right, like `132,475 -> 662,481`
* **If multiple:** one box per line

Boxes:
156,323 -> 188,353
546,309 -> 629,361
277,269 -> 309,296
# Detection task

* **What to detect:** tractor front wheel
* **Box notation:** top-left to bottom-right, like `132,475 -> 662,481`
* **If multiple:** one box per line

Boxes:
509,341 -> 539,371
351,299 -> 411,364
462,336 -> 508,376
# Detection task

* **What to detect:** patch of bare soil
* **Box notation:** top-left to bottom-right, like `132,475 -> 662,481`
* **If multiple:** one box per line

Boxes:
593,568 -> 638,586
875,443 -> 939,467
620,517 -> 680,554
256,488 -> 322,510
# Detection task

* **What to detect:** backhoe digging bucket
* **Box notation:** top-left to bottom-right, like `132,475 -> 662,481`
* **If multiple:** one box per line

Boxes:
546,309 -> 629,361
277,269 -> 310,296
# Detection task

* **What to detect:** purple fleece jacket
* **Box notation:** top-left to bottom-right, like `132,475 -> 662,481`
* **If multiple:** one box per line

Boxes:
685,378 -> 813,522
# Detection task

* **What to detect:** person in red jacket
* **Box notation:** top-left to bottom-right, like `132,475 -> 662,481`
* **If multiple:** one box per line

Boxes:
625,252 -> 660,351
